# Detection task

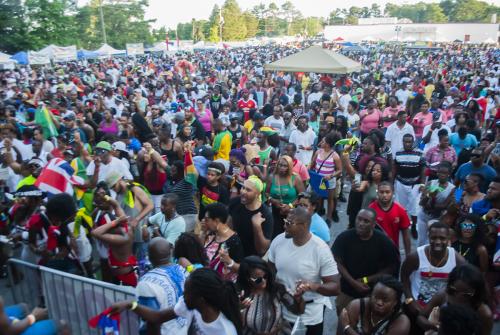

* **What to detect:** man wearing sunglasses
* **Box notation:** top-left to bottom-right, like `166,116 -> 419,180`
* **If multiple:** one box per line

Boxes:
86,141 -> 133,189
268,207 -> 339,335
455,148 -> 497,193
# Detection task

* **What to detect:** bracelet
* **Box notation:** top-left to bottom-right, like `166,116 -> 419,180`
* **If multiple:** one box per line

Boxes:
130,301 -> 138,311
343,324 -> 351,334
27,314 -> 36,326
362,276 -> 369,285
227,260 -> 235,268
186,264 -> 194,273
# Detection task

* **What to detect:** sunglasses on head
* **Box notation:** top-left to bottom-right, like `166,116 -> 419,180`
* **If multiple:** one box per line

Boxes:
283,218 -> 295,227
250,275 -> 266,285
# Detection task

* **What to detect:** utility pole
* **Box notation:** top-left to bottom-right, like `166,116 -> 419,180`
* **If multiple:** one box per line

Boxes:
99,0 -> 107,44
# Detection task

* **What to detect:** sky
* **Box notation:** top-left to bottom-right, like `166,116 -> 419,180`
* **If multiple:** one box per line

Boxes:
78,0 -> 497,30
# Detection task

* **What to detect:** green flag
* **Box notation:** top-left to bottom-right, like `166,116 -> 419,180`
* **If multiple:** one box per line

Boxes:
35,106 -> 58,139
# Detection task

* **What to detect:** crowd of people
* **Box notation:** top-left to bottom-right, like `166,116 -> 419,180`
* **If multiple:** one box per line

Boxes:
0,41 -> 499,335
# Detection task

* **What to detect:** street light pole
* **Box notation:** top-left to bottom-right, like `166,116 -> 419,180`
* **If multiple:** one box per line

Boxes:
99,0 -> 107,44
395,25 -> 401,43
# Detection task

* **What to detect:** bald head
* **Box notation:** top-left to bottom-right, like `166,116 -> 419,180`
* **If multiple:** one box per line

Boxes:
148,237 -> 172,267
290,206 -> 311,227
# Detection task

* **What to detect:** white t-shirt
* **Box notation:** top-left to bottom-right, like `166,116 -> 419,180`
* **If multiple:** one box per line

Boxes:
86,156 -> 133,182
385,121 -> 415,158
338,94 -> 352,113
264,116 -> 285,131
173,297 -> 237,335
67,221 -> 92,263
346,113 -> 360,128
268,233 -> 338,325
422,125 -> 451,153
289,128 -> 317,167
12,138 -> 34,161
307,92 -> 322,105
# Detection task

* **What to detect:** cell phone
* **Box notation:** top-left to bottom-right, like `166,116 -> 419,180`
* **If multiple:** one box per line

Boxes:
354,173 -> 362,185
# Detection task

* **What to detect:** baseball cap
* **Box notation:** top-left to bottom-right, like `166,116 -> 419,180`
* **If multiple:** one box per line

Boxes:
111,141 -> 127,152
253,113 -> 265,120
96,141 -> 112,152
104,171 -> 123,188
63,111 -> 76,120
229,113 -> 240,120
194,145 -> 214,160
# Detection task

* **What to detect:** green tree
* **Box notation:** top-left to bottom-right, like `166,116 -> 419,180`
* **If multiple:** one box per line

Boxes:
206,5 -> 221,42
222,0 -> 246,40
0,0 -> 31,53
451,0 -> 492,22
370,3 -> 381,17
423,3 -> 448,22
243,11 -> 259,38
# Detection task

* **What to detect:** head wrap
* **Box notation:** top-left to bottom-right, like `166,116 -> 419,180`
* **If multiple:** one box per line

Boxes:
247,175 -> 264,202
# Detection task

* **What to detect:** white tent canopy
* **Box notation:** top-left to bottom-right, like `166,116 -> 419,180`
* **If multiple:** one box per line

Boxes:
264,46 -> 361,74
38,44 -> 77,62
95,43 -> 126,56
0,52 -> 16,70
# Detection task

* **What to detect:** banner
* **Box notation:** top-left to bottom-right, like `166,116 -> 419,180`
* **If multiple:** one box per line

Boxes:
28,51 -> 50,65
52,45 -> 77,62
126,43 -> 144,56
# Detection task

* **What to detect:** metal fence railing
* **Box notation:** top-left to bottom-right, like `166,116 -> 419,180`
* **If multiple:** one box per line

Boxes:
7,258 -> 139,335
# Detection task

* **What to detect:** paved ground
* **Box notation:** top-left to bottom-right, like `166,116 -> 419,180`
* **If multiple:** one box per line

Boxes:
1,188 -> 500,334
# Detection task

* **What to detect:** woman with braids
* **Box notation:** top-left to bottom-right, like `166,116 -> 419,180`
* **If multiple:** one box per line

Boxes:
109,268 -> 242,335
340,275 -> 410,335
237,256 -> 284,335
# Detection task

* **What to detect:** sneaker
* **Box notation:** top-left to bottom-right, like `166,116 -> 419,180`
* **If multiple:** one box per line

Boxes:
332,211 -> 339,222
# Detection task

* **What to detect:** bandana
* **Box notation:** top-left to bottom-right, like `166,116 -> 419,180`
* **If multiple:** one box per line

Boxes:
88,307 -> 120,335
259,126 -> 278,136
247,175 -> 264,202
207,167 -> 222,175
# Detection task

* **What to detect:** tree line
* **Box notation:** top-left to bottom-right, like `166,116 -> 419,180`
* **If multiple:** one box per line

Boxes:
0,0 -> 498,54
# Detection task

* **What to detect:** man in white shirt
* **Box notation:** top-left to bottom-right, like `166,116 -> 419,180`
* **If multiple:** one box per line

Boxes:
264,105 -> 285,132
385,110 -> 415,158
422,111 -> 451,153
269,207 -> 339,333
86,141 -> 133,188
145,193 -> 186,245
289,116 -> 317,167
395,83 -> 411,107
338,86 -> 352,114
306,83 -> 322,106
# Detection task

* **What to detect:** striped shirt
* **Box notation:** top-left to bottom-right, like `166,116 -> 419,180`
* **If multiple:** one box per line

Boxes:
394,150 -> 425,185
315,149 -> 336,176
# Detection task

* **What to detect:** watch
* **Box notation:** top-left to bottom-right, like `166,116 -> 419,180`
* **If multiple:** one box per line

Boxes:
405,297 -> 414,305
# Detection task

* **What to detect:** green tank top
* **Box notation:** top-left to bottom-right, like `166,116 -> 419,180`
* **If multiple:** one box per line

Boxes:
258,146 -> 273,163
270,175 -> 297,205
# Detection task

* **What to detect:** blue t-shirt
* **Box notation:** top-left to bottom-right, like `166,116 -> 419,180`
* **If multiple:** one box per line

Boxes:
455,162 -> 497,193
449,133 -> 478,156
310,213 -> 330,242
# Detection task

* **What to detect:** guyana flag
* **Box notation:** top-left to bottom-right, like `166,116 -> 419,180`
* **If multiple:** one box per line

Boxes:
35,106 -> 58,139
184,150 -> 197,187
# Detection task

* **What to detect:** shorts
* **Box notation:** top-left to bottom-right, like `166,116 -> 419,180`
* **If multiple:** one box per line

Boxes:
394,180 -> 421,217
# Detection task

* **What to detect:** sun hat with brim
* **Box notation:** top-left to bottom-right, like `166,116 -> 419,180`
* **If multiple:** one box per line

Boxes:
96,141 -> 112,152
104,171 -> 123,189
259,126 -> 278,136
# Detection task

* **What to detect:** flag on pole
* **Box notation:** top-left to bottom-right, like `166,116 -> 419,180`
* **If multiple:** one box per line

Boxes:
35,106 -> 58,139
184,150 -> 197,187
35,158 -> 85,196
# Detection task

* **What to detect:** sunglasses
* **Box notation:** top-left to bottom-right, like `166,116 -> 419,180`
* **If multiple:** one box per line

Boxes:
460,222 -> 476,230
250,276 -> 266,285
95,149 -> 108,155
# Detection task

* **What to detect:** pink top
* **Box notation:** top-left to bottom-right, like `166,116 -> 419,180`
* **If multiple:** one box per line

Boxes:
293,159 -> 310,182
99,120 -> 119,135
412,112 -> 433,137
359,109 -> 382,134
382,106 -> 401,128
196,109 -> 213,132
315,149 -> 336,176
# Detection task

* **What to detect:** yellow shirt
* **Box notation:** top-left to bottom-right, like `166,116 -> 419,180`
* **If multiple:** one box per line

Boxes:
213,132 -> 232,161
244,120 -> 254,134
425,84 -> 435,102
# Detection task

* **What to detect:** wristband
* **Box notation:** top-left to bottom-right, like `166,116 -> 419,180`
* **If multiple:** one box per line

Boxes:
186,264 -> 194,273
130,301 -> 138,311
362,276 -> 368,285
227,260 -> 235,268
27,314 -> 36,326
343,324 -> 351,334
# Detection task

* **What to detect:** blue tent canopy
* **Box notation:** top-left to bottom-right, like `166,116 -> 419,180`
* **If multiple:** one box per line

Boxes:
340,42 -> 354,47
77,49 -> 99,59
11,51 -> 28,65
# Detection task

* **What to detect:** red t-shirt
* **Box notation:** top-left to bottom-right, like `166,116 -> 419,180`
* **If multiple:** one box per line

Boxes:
368,201 -> 410,247
237,98 -> 257,122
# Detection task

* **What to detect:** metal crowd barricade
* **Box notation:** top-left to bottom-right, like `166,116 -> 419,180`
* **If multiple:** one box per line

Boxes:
7,258 -> 139,335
